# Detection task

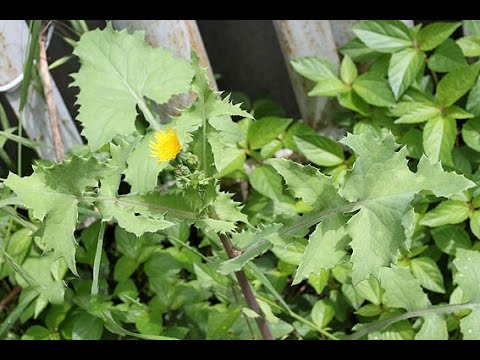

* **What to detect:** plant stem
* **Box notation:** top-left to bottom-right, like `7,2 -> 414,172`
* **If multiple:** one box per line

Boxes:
0,286 -> 21,312
38,24 -> 65,162
219,233 -> 273,340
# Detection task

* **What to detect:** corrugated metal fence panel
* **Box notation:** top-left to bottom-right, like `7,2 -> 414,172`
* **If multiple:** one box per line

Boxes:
0,20 -> 82,161
274,20 -> 414,134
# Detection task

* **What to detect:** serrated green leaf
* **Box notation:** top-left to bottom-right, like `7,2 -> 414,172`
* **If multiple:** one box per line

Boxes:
293,216 -> 349,285
431,224 -> 472,255
420,200 -> 471,227
470,210 -> 480,239
353,20 -> 412,53
113,256 -> 137,282
457,36 -> 480,57
393,102 -> 440,124
5,157 -> 111,274
337,89 -> 370,115
268,158 -> 343,208
208,132 -> 245,177
428,39 -> 467,73
379,266 -> 430,311
453,249 -> 480,339
417,22 -> 461,51
72,24 -> 194,150
340,55 -> 358,85
340,130 -> 474,283
294,134 -> 344,167
436,62 -> 480,107
355,304 -> 382,317
72,313 -> 104,340
248,117 -> 292,150
311,299 -> 335,328
388,48 -> 425,100
249,165 -> 296,214
415,314 -> 448,340
422,114 -> 456,164
339,37 -> 382,62
462,118 -> 480,151
290,57 -> 337,82
410,257 -> 445,293
124,133 -> 167,193
467,77 -> 480,117
308,78 -> 349,97
352,73 -> 395,107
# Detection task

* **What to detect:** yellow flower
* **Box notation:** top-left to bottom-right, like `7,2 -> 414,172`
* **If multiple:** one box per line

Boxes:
149,128 -> 182,162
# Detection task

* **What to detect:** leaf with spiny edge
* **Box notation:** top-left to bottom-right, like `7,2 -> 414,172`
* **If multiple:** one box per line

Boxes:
72,23 -> 194,150
5,156 -> 113,275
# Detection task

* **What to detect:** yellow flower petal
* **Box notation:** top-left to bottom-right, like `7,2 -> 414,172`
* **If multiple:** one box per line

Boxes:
149,128 -> 182,162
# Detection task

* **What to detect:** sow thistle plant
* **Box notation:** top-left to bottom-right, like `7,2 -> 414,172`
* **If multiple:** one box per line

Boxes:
2,20 -> 480,340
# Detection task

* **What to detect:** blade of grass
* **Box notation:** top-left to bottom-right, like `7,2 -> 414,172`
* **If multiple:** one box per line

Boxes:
0,289 -> 37,339
0,102 -> 10,130
19,20 -> 41,112
91,221 -> 106,296
0,129 -> 52,150
48,55 -> 73,71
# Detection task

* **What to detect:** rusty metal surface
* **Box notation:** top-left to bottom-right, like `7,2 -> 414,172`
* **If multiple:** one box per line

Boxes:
0,20 -> 82,160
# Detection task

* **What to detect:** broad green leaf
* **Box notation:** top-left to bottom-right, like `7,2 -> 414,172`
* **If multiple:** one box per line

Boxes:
457,36 -> 480,57
415,314 -> 448,340
21,326 -> 52,340
294,134 -> 344,167
206,306 -> 241,339
470,210 -> 480,239
281,121 -> 317,150
135,311 -> 162,336
467,77 -> 480,116
420,200 -> 471,227
355,304 -> 382,317
353,20 -> 413,53
464,20 -> 480,36
311,299 -> 335,328
352,73 -> 395,107
14,252 -> 67,311
339,37 -> 382,62
208,132 -> 245,177
428,39 -> 467,73
308,78 -> 349,97
422,115 -> 456,164
393,102 -> 440,124
0,228 -> 32,278
355,276 -> 382,305
436,62 -> 480,107
379,266 -> 430,311
337,89 -> 370,115
416,22 -> 461,51
72,23 -> 194,150
398,128 -> 424,159
388,48 -> 425,100
268,158 -> 343,208
72,313 -> 104,340
340,130 -> 474,283
431,224 -> 472,255
340,55 -> 357,85
113,256 -> 137,282
5,157 -> 111,274
199,190 -> 248,234
462,118 -> 480,152
293,216 -> 350,285
249,165 -> 296,214
290,57 -> 337,82
453,249 -> 480,339
248,116 -> 292,150
410,257 -> 445,293
124,132 -> 167,193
